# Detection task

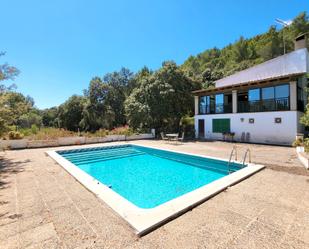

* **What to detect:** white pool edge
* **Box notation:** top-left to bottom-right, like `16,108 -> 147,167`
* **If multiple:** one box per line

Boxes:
46,143 -> 265,236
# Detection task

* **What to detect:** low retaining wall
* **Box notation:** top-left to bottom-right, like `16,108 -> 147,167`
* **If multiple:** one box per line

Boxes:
0,133 -> 154,150
296,146 -> 309,170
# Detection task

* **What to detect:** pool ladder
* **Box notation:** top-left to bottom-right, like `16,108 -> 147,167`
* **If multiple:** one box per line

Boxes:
228,146 -> 251,174
242,148 -> 252,166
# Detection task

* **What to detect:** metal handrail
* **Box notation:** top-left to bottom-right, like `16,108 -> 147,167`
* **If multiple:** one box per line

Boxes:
242,148 -> 252,166
238,97 -> 290,113
228,146 -> 237,174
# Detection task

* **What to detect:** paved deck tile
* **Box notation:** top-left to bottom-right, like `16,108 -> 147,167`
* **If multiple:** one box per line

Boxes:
0,140 -> 308,248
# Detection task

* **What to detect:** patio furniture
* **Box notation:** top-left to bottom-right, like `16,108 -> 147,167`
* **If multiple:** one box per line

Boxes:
178,132 -> 185,143
222,132 -> 235,142
160,132 -> 169,142
166,133 -> 179,143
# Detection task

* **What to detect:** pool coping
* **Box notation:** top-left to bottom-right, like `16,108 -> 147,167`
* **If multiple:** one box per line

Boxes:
46,143 -> 265,236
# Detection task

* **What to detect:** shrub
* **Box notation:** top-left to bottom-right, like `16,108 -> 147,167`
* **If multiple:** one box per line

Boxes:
304,138 -> 309,152
109,125 -> 134,136
24,127 -> 75,140
180,116 -> 195,139
31,124 -> 39,134
292,138 -> 303,147
8,131 -> 24,140
85,129 -> 108,137
17,113 -> 42,128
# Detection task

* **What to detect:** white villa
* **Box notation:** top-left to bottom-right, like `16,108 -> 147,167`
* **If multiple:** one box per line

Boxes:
193,35 -> 309,145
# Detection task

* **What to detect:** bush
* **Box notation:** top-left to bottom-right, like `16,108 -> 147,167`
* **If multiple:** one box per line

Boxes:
85,129 -> 108,137
109,125 -> 134,136
17,113 -> 42,128
23,127 -> 75,140
31,124 -> 39,134
304,138 -> 309,152
292,138 -> 303,147
180,116 -> 195,139
8,131 -> 24,140
0,118 -> 9,138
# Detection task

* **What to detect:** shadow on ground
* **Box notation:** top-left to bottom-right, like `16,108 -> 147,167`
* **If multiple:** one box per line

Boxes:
0,153 -> 29,189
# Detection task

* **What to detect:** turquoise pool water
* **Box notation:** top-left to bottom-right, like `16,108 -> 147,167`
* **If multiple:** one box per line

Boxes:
58,145 -> 244,209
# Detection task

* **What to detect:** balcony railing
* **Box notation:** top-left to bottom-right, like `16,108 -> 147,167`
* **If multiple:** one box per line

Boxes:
199,103 -> 232,115
238,97 -> 290,113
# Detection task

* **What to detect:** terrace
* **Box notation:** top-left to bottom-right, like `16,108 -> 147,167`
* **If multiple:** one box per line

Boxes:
0,140 -> 308,248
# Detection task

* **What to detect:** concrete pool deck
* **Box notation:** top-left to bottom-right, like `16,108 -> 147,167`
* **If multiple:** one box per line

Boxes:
0,140 -> 308,248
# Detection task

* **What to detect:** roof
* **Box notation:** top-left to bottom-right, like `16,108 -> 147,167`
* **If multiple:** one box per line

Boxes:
215,48 -> 309,88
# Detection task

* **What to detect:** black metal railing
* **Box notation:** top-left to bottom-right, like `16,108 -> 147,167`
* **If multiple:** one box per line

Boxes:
199,104 -> 232,115
238,97 -> 290,113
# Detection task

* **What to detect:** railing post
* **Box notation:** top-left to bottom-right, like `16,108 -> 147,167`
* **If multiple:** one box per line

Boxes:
232,90 -> 237,113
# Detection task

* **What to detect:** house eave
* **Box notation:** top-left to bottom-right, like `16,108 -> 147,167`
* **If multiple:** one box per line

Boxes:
192,73 -> 303,96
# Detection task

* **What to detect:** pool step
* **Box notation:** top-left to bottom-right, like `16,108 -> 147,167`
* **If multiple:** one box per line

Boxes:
62,147 -> 139,159
73,152 -> 145,165
64,150 -> 146,165
62,148 -> 141,161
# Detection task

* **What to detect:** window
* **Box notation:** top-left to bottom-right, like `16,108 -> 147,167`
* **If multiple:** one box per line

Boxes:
275,84 -> 289,98
262,87 -> 275,100
199,94 -> 231,114
215,94 -> 224,113
224,94 -> 232,113
238,84 -> 290,113
212,119 -> 230,133
209,95 -> 215,113
199,96 -> 207,114
248,89 -> 260,101
297,77 -> 305,111
199,96 -> 211,114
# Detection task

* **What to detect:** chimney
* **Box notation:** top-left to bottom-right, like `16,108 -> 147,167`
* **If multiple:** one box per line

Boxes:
294,33 -> 307,50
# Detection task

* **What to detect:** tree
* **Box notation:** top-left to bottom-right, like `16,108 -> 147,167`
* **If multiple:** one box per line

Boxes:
57,95 -> 86,131
80,77 -> 114,131
125,61 -> 201,132
0,52 -> 19,82
181,11 -> 309,88
103,68 -> 134,126
0,52 -> 21,134
0,92 -> 32,126
257,26 -> 282,60
41,107 -> 58,127
17,112 -> 42,128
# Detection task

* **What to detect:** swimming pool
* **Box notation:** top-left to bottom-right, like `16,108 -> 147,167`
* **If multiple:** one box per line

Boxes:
58,145 -> 243,208
47,143 -> 264,235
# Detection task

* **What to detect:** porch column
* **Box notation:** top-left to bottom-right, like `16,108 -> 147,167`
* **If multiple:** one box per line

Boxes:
290,81 -> 297,111
232,90 -> 237,113
194,96 -> 199,115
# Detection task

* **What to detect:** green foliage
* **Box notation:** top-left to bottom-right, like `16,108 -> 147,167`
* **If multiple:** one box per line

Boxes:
125,61 -> 201,132
80,77 -> 115,131
84,128 -> 108,137
181,12 -> 309,87
304,138 -> 309,152
179,116 -> 195,139
103,68 -> 134,126
41,107 -> 58,127
2,12 -> 308,139
0,52 -> 19,82
23,127 -> 75,140
0,91 -> 33,137
17,112 -> 42,128
292,138 -> 303,147
31,124 -> 38,134
8,131 -> 24,140
57,95 -> 86,131
109,125 -> 134,136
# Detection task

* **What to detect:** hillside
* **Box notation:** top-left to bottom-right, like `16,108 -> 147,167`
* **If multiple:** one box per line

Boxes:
181,12 -> 309,88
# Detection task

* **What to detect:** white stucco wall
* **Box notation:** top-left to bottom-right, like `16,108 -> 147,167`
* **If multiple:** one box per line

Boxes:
194,111 -> 302,145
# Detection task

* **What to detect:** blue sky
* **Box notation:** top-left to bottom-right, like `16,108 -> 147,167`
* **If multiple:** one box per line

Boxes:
1,0 -> 308,109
